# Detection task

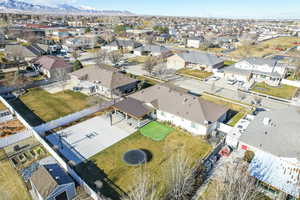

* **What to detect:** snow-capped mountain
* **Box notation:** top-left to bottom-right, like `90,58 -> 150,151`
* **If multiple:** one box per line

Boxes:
0,0 -> 135,15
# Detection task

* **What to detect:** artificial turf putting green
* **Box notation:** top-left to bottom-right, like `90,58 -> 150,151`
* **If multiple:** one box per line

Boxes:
139,121 -> 174,141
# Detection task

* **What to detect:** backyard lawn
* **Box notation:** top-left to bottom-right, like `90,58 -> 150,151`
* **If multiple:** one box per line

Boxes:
10,88 -> 90,124
178,69 -> 213,80
140,121 -> 173,141
76,128 -> 212,197
0,150 -> 31,200
252,82 -> 298,100
0,101 -> 6,110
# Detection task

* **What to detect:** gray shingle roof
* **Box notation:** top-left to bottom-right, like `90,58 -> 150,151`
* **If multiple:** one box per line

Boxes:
70,65 -> 138,89
130,84 -> 228,125
177,51 -> 224,66
240,107 -> 300,158
134,44 -> 170,54
30,164 -> 73,199
108,39 -> 141,48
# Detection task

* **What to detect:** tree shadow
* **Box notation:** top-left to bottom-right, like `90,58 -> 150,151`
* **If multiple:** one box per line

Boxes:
74,161 -> 127,200
8,98 -> 45,127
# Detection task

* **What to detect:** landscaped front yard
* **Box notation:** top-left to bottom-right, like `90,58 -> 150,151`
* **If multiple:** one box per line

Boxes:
178,69 -> 213,80
252,82 -> 298,100
0,150 -> 31,200
76,126 -> 211,197
10,88 -> 90,125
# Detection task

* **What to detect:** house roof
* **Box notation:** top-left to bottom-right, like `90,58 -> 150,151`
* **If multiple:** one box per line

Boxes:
30,164 -> 73,199
134,44 -> 170,54
34,55 -> 71,70
70,65 -> 137,89
240,107 -> 300,158
176,51 -> 224,66
129,84 -> 228,125
113,97 -> 153,119
107,39 -> 141,48
5,44 -> 37,58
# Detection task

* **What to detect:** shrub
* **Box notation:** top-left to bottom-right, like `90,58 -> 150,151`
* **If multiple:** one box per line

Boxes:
244,150 -> 255,163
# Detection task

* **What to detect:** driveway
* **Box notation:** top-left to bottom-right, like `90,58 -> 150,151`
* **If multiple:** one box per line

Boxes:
172,77 -> 292,110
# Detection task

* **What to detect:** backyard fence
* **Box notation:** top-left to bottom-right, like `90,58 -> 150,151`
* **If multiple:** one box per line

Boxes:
0,95 -> 103,200
0,129 -> 33,148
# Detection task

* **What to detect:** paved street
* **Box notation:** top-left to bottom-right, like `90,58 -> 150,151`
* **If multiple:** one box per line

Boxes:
171,77 -> 293,110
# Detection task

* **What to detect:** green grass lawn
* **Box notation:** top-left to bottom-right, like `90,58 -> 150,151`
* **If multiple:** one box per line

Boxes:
178,69 -> 213,80
127,56 -> 149,63
10,88 -> 89,125
227,112 -> 246,127
252,82 -> 298,100
140,121 -> 174,141
224,60 -> 236,66
76,129 -> 211,197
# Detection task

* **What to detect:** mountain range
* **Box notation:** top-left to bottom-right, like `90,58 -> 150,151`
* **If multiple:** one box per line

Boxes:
0,0 -> 135,15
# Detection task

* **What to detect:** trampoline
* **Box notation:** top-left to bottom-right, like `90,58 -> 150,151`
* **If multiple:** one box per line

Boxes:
123,149 -> 147,166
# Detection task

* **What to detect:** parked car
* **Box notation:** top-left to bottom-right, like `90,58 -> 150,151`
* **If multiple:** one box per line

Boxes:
210,76 -> 220,81
227,79 -> 237,85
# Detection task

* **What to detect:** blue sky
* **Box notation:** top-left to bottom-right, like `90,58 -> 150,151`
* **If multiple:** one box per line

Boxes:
26,0 -> 300,19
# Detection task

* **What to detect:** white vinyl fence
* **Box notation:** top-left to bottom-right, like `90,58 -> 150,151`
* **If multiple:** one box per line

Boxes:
0,96 -> 103,200
282,79 -> 300,88
0,129 -> 33,148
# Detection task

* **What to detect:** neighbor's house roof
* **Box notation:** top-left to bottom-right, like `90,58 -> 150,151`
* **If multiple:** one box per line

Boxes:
113,97 -> 154,119
107,39 -> 141,48
30,164 -> 74,199
176,51 -> 224,66
249,151 -> 300,198
70,65 -> 138,89
34,55 -> 71,70
5,44 -> 44,58
224,57 -> 286,78
240,107 -> 300,158
134,44 -> 170,54
129,84 -> 228,125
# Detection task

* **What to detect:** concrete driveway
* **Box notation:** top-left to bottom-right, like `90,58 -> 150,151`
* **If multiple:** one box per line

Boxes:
172,77 -> 292,110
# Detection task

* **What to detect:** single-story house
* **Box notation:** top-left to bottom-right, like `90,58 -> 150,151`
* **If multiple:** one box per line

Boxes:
34,55 -> 72,79
223,58 -> 287,86
133,44 -> 172,57
167,51 -> 224,72
238,107 -> 300,198
5,44 -> 48,61
186,36 -> 205,48
129,84 -> 228,135
102,39 -> 142,52
30,164 -> 76,200
70,65 -> 138,98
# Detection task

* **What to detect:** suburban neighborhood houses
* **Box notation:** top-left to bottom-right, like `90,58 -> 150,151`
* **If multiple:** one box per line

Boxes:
0,1 -> 300,200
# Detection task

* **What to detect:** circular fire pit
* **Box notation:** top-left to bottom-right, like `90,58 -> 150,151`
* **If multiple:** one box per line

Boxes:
123,149 -> 147,166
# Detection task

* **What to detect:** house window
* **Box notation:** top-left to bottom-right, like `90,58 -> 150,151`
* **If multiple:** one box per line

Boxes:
160,111 -> 165,116
191,122 -> 198,129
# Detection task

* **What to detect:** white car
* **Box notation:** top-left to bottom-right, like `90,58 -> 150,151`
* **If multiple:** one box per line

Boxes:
210,76 -> 220,81
227,79 -> 237,85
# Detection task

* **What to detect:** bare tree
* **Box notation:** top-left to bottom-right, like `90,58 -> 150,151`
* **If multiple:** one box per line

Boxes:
51,68 -> 69,92
87,96 -> 103,107
71,50 -> 80,61
211,81 -> 216,93
95,50 -> 107,66
145,34 -> 154,45
214,161 -> 263,200
108,51 -> 122,66
122,168 -> 158,200
237,90 -> 246,100
253,95 -> 262,106
163,150 -> 196,200
143,57 -> 157,75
